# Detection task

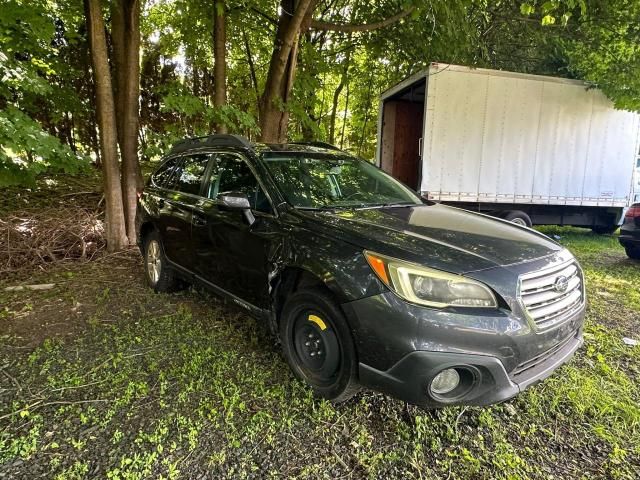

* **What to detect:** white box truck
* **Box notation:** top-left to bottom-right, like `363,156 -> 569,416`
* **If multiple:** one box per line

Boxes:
376,63 -> 640,232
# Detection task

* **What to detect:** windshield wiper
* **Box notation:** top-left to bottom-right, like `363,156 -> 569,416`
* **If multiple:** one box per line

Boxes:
295,201 -> 417,211
352,202 -> 417,210
295,204 -> 348,211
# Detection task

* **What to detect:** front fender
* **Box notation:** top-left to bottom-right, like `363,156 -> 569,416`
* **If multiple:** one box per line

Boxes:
284,228 -> 387,303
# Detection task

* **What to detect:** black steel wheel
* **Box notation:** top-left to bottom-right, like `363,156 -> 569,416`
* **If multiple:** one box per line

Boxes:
280,288 -> 360,402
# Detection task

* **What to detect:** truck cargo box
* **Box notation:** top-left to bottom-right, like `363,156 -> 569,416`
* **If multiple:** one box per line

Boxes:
376,63 -> 640,230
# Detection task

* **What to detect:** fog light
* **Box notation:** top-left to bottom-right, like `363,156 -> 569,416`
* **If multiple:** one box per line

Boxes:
430,368 -> 460,395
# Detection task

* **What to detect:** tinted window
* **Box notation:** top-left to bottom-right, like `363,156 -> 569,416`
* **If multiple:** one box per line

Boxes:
152,157 -> 180,188
204,157 -> 223,199
217,154 -> 272,213
263,154 -> 420,209
173,154 -> 210,195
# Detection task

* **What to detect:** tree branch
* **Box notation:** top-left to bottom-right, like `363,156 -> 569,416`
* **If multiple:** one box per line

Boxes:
249,6 -> 278,26
310,6 -> 415,32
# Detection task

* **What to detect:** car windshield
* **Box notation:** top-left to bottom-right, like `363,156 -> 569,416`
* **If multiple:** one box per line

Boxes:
263,153 -> 422,209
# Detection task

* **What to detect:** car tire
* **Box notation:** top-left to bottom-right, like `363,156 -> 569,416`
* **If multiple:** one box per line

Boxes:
625,245 -> 640,260
143,230 -> 179,292
502,210 -> 532,228
279,288 -> 360,403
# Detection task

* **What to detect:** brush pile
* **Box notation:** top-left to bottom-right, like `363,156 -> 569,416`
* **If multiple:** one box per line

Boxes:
0,204 -> 105,274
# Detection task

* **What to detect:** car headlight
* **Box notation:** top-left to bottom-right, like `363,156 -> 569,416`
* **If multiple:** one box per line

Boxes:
364,251 -> 497,308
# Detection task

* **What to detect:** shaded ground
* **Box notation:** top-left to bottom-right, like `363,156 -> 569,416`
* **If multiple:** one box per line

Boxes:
1,189 -> 639,479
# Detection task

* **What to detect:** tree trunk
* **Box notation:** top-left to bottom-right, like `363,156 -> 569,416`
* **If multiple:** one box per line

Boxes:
339,78 -> 350,149
84,0 -> 128,252
328,47 -> 351,145
357,72 -> 374,156
112,0 -> 142,244
328,82 -> 344,145
213,0 -> 228,134
258,0 -> 317,142
242,27 -> 259,107
111,0 -> 126,150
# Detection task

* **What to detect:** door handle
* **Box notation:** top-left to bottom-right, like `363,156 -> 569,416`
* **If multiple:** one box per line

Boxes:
192,214 -> 207,227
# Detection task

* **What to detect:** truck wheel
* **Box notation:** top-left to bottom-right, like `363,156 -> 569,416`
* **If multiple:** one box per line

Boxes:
592,225 -> 618,235
143,231 -> 180,292
503,211 -> 532,228
279,288 -> 360,403
625,245 -> 640,260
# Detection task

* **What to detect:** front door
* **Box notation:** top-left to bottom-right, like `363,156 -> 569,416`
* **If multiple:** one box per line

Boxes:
191,152 -> 278,309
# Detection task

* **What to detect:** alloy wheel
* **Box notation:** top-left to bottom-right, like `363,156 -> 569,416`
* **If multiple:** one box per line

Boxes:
146,239 -> 161,285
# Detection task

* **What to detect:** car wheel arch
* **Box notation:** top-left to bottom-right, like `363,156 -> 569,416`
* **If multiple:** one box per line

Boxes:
270,267 -> 349,326
139,221 -> 157,242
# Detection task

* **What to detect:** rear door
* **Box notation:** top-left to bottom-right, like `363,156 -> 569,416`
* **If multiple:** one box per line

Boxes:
145,155 -> 180,245
160,152 -> 211,269
191,151 -> 278,308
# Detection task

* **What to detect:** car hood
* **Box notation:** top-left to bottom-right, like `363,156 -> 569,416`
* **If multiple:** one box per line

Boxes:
292,204 -> 562,274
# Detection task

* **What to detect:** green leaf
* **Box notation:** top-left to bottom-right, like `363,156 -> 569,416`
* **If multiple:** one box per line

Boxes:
520,3 -> 535,16
541,15 -> 556,26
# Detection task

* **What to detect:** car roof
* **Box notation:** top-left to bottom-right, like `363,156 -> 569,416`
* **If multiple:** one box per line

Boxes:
167,134 -> 350,158
255,142 -> 348,156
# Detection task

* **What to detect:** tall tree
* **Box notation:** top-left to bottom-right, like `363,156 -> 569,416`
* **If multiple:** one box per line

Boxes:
259,0 -> 317,143
328,45 -> 351,145
258,0 -> 416,142
84,0 -> 128,251
213,0 -> 227,133
111,0 -> 142,244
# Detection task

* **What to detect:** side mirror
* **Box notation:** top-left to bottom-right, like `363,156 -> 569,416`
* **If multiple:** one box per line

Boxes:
217,192 -> 255,225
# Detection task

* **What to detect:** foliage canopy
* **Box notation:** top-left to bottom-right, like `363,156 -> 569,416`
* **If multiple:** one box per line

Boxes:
1,0 -> 640,185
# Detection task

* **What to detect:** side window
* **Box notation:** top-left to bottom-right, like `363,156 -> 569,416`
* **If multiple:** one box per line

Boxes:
152,157 -> 180,188
173,154 -> 210,195
217,154 -> 272,214
205,155 -> 223,200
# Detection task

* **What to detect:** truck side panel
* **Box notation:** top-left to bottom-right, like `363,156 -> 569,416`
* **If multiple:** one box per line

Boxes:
477,75 -> 544,202
423,67 -> 487,202
420,65 -> 638,208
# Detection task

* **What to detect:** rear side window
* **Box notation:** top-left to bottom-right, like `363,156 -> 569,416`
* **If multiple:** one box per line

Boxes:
152,157 -> 180,188
173,154 -> 211,195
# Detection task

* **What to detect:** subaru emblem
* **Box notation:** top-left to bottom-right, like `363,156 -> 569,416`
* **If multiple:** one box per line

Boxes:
554,275 -> 569,293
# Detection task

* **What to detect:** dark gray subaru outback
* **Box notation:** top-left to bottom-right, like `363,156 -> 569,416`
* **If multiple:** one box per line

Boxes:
136,134 -> 585,408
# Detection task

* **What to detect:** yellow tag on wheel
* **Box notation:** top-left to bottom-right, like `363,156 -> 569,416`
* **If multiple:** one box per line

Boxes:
308,314 -> 327,331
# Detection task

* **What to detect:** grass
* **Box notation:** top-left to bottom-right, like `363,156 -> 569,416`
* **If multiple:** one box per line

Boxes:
1,227 -> 639,479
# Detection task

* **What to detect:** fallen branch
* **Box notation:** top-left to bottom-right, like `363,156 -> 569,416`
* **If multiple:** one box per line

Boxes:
4,283 -> 56,292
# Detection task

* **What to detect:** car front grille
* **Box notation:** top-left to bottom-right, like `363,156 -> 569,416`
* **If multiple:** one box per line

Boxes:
519,260 -> 584,330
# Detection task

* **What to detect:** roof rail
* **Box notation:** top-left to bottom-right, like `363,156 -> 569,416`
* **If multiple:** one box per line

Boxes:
289,141 -> 342,151
168,134 -> 253,155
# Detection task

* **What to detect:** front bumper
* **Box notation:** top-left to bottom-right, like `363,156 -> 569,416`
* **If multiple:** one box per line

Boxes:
342,289 -> 585,408
358,331 -> 582,407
